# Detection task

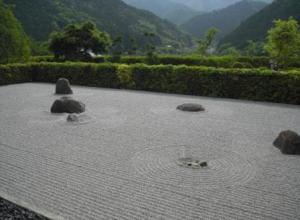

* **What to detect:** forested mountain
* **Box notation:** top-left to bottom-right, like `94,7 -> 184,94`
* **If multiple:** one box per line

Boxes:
220,0 -> 300,48
122,0 -> 201,25
170,0 -> 272,12
181,0 -> 267,40
0,0 -> 30,63
4,0 -> 193,51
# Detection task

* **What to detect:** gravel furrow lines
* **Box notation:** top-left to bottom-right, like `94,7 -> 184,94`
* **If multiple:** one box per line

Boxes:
1,146 -> 298,219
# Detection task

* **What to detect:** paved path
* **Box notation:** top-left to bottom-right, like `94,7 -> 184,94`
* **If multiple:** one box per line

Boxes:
0,83 -> 299,220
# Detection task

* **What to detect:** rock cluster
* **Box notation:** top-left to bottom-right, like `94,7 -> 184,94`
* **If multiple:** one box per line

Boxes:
51,97 -> 85,114
273,130 -> 300,155
55,78 -> 73,95
177,103 -> 205,112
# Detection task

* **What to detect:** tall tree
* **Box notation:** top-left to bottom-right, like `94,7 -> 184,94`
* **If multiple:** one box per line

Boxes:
198,28 -> 219,56
265,18 -> 300,68
0,0 -> 30,64
49,21 -> 111,60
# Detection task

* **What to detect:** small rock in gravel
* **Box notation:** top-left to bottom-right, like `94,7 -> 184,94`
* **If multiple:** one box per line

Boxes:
177,103 -> 205,112
55,78 -> 73,95
200,162 -> 208,167
51,97 -> 85,114
67,114 -> 79,122
273,130 -> 300,155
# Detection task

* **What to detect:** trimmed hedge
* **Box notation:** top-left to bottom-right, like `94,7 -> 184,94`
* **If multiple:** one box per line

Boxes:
0,62 -> 299,104
30,55 -> 300,69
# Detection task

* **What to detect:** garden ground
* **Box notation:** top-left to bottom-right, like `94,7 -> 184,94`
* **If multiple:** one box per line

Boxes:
0,83 -> 299,219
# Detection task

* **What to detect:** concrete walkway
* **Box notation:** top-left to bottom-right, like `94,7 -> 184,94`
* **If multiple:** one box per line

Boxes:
0,83 -> 299,220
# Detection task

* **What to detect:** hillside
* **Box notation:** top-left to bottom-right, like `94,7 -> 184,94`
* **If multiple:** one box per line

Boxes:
122,0 -> 201,25
4,0 -> 193,51
181,0 -> 267,40
220,0 -> 300,48
170,0 -> 271,12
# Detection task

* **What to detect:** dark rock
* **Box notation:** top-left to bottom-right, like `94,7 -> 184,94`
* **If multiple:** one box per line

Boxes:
200,162 -> 208,167
273,130 -> 300,155
177,103 -> 205,112
51,97 -> 85,114
55,78 -> 73,95
67,114 -> 79,122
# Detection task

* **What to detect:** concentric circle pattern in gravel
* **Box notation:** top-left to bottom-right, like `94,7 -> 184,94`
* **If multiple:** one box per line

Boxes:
131,145 -> 256,189
0,83 -> 300,220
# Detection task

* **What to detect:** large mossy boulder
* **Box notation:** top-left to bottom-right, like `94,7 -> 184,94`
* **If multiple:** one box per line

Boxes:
51,97 -> 85,114
177,103 -> 205,112
273,130 -> 300,155
55,78 -> 73,95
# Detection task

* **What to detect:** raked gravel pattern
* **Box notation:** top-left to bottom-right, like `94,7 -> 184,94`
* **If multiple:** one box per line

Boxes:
0,83 -> 299,220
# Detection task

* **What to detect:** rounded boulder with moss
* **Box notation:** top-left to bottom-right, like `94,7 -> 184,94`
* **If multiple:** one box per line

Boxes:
55,78 -> 73,95
51,97 -> 85,114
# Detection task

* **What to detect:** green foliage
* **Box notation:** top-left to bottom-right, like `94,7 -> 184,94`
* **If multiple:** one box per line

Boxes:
5,0 -> 192,52
1,62 -> 300,104
128,38 -> 138,55
0,0 -> 30,63
265,18 -> 300,68
231,62 -> 253,69
218,44 -> 240,57
110,36 -> 123,62
32,54 -> 293,69
30,40 -> 50,56
49,21 -> 111,61
115,55 -> 274,68
243,40 -> 266,56
117,64 -> 135,88
144,32 -> 157,62
197,28 -> 219,56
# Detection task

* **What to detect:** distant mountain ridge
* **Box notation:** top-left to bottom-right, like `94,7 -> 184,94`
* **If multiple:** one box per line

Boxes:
4,0 -> 193,50
181,0 -> 267,40
221,0 -> 300,48
170,0 -> 272,12
122,0 -> 202,25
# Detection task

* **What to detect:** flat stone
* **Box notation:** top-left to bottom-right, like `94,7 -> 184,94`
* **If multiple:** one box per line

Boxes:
55,78 -> 73,95
273,130 -> 300,155
51,97 -> 85,114
67,114 -> 80,122
177,103 -> 205,112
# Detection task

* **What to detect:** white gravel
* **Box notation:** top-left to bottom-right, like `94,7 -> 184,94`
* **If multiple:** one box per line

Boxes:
0,83 -> 299,220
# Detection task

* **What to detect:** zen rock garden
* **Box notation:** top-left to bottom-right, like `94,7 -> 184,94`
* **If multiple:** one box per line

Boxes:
0,82 -> 299,220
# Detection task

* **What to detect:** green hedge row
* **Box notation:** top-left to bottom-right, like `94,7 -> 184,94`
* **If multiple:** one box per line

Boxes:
30,55 -> 300,69
115,56 -> 272,68
1,62 -> 300,104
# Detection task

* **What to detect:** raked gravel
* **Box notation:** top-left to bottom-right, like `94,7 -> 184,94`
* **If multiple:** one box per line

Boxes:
0,83 -> 299,220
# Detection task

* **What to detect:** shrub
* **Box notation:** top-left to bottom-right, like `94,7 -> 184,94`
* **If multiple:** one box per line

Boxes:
31,55 -> 300,69
232,62 -> 253,69
1,62 -> 299,104
0,63 -> 32,85
117,64 -> 134,88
